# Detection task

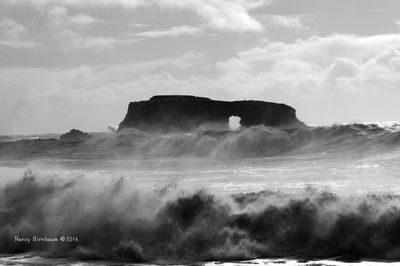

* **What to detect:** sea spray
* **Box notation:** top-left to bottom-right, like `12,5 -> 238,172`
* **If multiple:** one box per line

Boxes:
1,124 -> 400,160
3,171 -> 400,262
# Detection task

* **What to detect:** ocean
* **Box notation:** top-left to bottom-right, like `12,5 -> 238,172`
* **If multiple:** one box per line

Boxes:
0,122 -> 400,265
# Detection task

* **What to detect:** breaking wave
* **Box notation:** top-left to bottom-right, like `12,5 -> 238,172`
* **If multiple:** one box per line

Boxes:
3,171 -> 400,263
94,123 -> 400,159
1,123 -> 399,159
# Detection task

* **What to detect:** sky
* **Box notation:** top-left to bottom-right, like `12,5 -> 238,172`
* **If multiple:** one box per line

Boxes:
1,0 -> 400,134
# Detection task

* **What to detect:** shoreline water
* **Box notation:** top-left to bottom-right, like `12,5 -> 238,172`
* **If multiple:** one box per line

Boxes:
1,254 -> 400,266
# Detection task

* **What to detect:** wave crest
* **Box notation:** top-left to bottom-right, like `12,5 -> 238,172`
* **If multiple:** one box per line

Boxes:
1,124 -> 400,159
3,172 -> 400,262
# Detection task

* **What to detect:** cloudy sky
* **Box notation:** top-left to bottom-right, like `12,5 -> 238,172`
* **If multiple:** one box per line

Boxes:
1,0 -> 400,134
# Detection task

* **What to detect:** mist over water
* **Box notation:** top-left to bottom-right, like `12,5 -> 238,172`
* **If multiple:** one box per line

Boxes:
1,123 -> 399,160
1,123 -> 400,264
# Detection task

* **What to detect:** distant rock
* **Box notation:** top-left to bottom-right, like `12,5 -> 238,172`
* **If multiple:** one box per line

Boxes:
118,95 -> 305,133
59,129 -> 90,143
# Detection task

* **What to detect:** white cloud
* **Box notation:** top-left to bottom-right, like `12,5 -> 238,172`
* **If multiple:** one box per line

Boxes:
35,6 -> 112,51
47,6 -> 68,26
157,0 -> 266,32
0,40 -> 41,49
47,6 -> 96,28
325,57 -> 360,82
0,18 -> 27,37
6,0 -> 267,32
217,34 -> 400,93
237,34 -> 400,66
268,15 -> 307,30
12,0 -> 148,9
0,0 -> 269,54
69,14 -> 96,25
394,18 -> 400,27
135,25 -> 203,38
169,52 -> 205,68
216,57 -> 253,80
77,36 -> 116,51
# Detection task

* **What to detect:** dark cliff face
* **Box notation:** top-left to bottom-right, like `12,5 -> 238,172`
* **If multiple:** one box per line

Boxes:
118,95 -> 305,133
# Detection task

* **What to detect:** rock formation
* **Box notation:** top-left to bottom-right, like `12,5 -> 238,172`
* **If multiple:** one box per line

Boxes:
59,129 -> 90,143
118,95 -> 305,133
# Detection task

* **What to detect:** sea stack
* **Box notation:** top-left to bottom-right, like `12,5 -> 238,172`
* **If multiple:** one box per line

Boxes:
118,95 -> 305,133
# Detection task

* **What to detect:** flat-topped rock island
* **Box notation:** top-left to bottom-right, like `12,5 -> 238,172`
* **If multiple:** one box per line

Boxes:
118,95 -> 305,133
